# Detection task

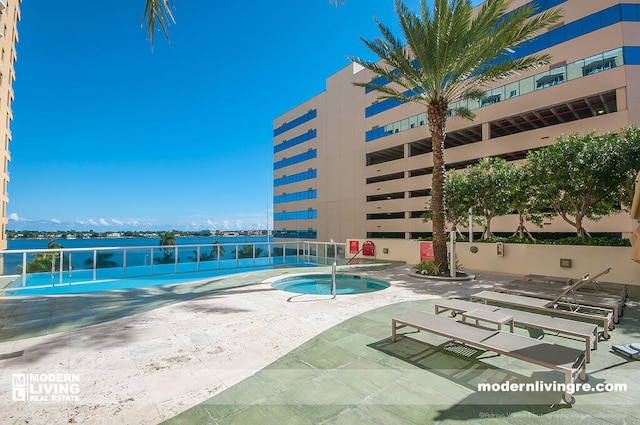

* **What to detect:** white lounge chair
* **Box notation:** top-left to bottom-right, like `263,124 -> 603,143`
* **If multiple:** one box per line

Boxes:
391,311 -> 587,403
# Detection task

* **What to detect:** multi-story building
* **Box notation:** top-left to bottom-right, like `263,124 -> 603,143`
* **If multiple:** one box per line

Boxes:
0,0 -> 20,253
272,0 -> 639,242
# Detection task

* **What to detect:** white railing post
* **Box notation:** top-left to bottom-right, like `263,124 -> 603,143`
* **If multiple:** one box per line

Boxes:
332,261 -> 337,299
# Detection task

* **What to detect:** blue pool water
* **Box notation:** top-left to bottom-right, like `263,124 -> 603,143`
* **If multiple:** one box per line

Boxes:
271,274 -> 390,295
3,262 -> 317,297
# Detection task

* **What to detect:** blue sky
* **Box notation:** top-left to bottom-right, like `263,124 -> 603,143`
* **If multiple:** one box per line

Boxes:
8,0 -> 481,232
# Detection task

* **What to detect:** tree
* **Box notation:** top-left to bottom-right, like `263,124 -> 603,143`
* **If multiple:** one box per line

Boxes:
349,0 -> 561,271
211,241 -> 226,260
234,244 -> 264,259
422,171 -> 472,235
143,0 -> 345,47
189,242 -> 226,262
143,0 -> 176,47
509,162 -> 544,240
465,158 -> 514,239
156,232 -> 176,264
616,126 -> 640,211
526,132 -> 628,237
21,240 -> 67,273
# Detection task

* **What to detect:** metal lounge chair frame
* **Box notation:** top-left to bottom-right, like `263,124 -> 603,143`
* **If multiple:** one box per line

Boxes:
523,270 -> 626,302
491,285 -> 622,323
503,280 -> 624,304
469,290 -> 614,339
434,299 -> 598,363
391,311 -> 587,403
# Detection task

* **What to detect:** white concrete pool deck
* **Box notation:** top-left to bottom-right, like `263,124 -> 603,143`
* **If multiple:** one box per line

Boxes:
0,265 -> 509,424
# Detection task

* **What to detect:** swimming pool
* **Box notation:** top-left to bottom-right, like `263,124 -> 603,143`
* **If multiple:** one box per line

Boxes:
2,263 -> 317,297
271,274 -> 390,295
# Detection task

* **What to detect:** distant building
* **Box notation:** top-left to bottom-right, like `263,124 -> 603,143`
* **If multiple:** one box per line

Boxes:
0,0 -> 20,256
272,0 -> 638,242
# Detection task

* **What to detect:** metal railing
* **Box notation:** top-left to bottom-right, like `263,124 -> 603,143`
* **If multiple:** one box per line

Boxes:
1,241 -> 346,292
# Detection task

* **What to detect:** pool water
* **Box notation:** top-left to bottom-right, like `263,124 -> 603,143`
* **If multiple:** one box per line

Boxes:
2,262 -> 318,296
271,274 -> 390,295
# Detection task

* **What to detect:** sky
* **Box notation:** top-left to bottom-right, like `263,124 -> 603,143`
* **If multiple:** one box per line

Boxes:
8,0 -> 482,232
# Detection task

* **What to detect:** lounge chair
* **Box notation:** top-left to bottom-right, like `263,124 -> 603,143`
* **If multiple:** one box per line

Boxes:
504,280 -> 625,305
523,269 -> 626,301
434,299 -> 598,363
470,290 -> 614,339
491,285 -> 622,323
391,311 -> 587,403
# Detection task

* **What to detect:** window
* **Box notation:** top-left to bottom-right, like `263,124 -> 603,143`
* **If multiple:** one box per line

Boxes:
536,73 -> 565,89
481,94 -> 500,106
582,57 -> 616,76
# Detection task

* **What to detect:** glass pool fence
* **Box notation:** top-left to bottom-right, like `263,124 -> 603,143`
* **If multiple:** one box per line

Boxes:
1,241 -> 347,291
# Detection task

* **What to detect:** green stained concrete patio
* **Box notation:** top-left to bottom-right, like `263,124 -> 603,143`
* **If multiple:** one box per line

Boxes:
164,292 -> 640,425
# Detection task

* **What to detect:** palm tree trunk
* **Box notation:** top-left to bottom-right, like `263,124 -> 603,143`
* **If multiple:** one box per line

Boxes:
428,101 -> 449,272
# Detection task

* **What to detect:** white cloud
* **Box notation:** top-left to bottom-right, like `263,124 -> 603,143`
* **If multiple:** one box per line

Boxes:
98,218 -> 109,226
111,218 -> 124,225
88,219 -> 98,226
8,213 -> 25,222
75,220 -> 85,225
51,218 -> 61,224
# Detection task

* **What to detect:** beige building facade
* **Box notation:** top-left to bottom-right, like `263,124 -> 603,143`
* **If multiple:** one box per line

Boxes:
273,0 -> 640,242
0,0 -> 20,251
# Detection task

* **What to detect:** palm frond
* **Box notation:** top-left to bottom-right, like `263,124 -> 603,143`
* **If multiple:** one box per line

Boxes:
143,0 -> 176,48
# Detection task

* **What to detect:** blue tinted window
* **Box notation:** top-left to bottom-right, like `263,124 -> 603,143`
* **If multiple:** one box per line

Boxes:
621,4 -> 639,21
274,189 -> 317,204
274,169 -> 317,187
547,26 -> 564,46
365,75 -> 390,93
274,129 -> 317,153
365,98 -> 404,117
533,32 -> 549,52
274,110 -> 317,136
272,229 -> 317,239
601,5 -> 620,27
274,210 -> 317,221
365,127 -> 388,142
581,13 -> 600,34
623,46 -> 640,65
274,149 -> 317,170
564,20 -> 582,41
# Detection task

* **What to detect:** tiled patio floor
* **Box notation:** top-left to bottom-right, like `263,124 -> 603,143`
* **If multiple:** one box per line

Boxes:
163,289 -> 640,424
1,264 -> 638,424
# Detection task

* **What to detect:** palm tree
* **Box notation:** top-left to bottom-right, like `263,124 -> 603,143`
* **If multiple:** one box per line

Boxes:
211,241 -> 226,260
349,0 -> 561,272
156,232 -> 177,264
234,244 -> 264,259
143,0 -> 175,47
143,0 -> 344,47
21,240 -> 67,273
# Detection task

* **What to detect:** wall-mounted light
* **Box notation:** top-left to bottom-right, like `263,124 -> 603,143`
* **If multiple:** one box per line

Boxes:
560,258 -> 572,268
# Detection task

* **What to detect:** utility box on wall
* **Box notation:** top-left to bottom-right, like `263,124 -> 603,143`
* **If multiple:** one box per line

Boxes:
362,240 -> 375,256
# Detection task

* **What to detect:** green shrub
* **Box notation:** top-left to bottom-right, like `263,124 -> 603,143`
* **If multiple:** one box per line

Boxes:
415,259 -> 465,276
415,260 -> 441,275
475,236 -> 630,247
